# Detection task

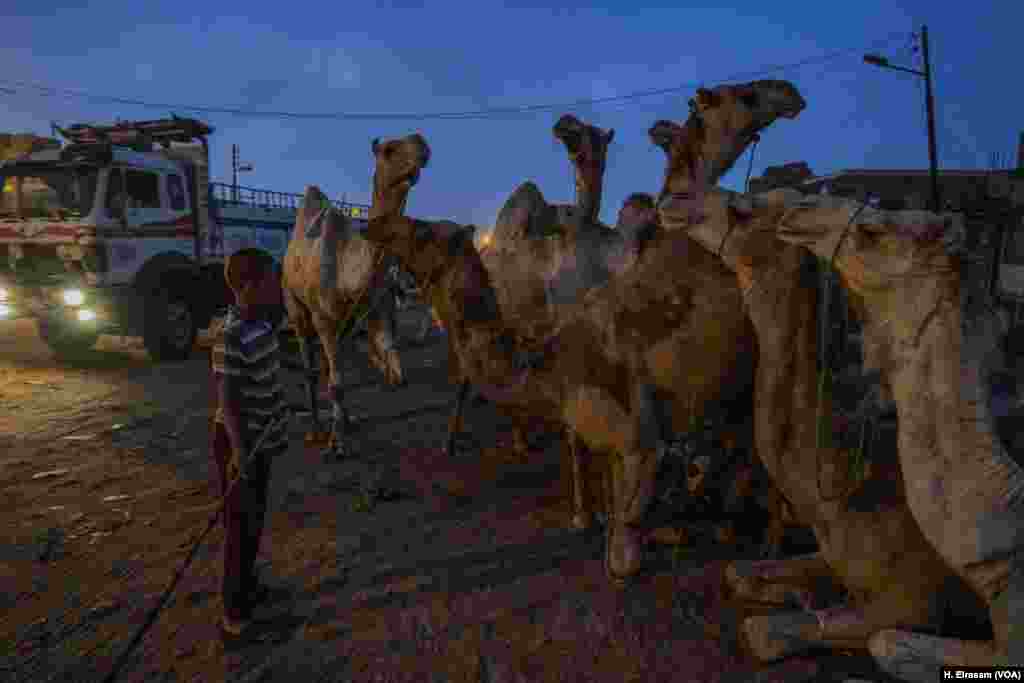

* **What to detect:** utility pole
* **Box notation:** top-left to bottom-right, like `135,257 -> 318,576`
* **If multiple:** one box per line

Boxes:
920,25 -> 940,212
864,24 -> 941,212
231,144 -> 238,203
230,144 -> 253,204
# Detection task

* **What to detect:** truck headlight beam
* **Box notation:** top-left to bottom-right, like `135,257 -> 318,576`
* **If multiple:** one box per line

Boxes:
62,289 -> 85,306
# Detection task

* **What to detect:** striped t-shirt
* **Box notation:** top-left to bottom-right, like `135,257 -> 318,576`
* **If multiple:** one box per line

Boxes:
211,306 -> 289,454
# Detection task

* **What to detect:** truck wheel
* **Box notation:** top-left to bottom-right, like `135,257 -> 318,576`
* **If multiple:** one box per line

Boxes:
142,287 -> 197,362
37,315 -> 100,359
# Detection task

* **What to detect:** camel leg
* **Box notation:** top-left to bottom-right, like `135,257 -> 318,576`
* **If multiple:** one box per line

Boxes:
315,316 -> 354,461
606,382 -> 661,586
725,553 -> 832,608
742,596 -> 937,663
865,559 -> 1024,680
298,334 -> 322,433
867,631 -> 1002,682
367,306 -> 404,388
760,486 -> 790,559
567,429 -> 594,531
445,379 -> 472,458
512,424 -> 530,457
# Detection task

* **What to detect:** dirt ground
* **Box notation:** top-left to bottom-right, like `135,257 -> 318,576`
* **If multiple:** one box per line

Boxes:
0,310 -> 891,683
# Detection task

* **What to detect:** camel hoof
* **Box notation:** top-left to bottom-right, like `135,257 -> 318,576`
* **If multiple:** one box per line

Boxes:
741,611 -> 821,662
605,524 -> 641,588
322,442 -> 355,463
715,524 -> 738,546
444,435 -> 476,459
758,540 -> 782,560
304,430 -> 332,447
569,512 -> 593,532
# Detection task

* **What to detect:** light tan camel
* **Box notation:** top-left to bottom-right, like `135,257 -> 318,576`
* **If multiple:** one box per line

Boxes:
655,106 -> 985,667
763,193 -> 1022,679
282,134 -> 430,459
440,115 -> 620,465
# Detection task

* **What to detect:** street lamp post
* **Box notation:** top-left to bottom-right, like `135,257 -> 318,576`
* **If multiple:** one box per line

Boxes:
864,25 -> 941,212
231,144 -> 254,203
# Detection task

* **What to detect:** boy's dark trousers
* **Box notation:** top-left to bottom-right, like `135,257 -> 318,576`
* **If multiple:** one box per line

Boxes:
211,420 -> 272,620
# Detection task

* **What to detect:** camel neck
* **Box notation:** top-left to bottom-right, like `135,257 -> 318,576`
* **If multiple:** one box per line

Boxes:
370,174 -> 409,221
575,173 -> 602,225
742,246 -> 856,522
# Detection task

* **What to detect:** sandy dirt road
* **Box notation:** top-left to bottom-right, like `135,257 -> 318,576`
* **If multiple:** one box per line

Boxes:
0,312 -> 885,683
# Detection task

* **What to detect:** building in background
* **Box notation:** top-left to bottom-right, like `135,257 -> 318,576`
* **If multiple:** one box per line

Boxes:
747,133 -> 1024,322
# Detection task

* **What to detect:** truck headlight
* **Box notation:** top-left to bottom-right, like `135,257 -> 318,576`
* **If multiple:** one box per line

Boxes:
77,309 -> 96,322
62,289 -> 85,306
0,303 -> 10,319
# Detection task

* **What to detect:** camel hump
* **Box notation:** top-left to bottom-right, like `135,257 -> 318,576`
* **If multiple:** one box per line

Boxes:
295,185 -> 329,237
503,182 -> 547,212
495,182 -> 554,245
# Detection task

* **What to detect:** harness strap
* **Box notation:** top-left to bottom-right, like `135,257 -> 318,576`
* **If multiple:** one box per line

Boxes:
814,197 -> 873,503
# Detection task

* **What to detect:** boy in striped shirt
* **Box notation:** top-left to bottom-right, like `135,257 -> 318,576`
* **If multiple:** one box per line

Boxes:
210,248 -> 290,637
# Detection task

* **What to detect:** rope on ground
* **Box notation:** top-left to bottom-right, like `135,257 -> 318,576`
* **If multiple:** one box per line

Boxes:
98,411 -> 290,683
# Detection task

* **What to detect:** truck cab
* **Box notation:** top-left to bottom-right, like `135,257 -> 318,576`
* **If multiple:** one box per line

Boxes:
0,118 -> 224,360
0,116 -> 374,362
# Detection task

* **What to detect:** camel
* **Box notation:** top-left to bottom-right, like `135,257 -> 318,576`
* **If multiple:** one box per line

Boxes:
469,97 -> 795,532
759,192 -> 1022,678
654,106 -> 987,668
364,206 -> 763,584
376,82 -> 807,575
438,115 -> 621,465
282,133 -> 430,459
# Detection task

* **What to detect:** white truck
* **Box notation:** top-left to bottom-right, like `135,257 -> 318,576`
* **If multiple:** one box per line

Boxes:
0,116 -> 370,360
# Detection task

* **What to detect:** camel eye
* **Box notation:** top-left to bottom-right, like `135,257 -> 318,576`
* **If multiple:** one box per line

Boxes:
739,92 -> 759,108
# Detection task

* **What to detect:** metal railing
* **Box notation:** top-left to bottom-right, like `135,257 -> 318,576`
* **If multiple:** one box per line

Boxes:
209,182 -> 371,218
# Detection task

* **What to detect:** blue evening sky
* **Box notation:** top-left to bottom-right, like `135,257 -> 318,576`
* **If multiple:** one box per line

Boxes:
1,1 -> 1018,228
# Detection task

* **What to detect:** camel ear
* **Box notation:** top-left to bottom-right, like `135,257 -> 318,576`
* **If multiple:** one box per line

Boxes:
734,84 -> 759,108
648,120 -> 676,152
694,87 -> 718,110
371,138 -> 380,156
605,128 -> 615,145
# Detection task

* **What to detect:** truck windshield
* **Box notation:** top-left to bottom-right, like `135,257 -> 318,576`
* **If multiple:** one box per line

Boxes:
0,167 -> 99,219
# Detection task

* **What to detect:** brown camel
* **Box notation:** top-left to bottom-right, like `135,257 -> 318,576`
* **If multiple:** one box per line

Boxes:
656,121 -> 980,668
364,192 -> 759,585
282,134 -> 430,459
376,83 -> 806,577
473,95 -> 799,532
764,193 -> 1022,679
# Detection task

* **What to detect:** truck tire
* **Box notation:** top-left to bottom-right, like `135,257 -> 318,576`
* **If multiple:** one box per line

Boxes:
37,315 -> 100,359
142,285 -> 197,362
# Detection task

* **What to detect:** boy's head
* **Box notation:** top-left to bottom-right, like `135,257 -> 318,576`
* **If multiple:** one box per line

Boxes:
224,248 -> 281,309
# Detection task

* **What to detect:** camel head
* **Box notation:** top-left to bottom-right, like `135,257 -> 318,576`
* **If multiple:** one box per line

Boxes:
774,200 -> 963,294
370,133 -> 432,219
652,80 -> 805,210
553,114 -> 614,223
366,215 -> 480,295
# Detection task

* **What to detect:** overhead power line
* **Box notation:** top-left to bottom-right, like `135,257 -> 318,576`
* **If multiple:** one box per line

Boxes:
0,31 -> 910,122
